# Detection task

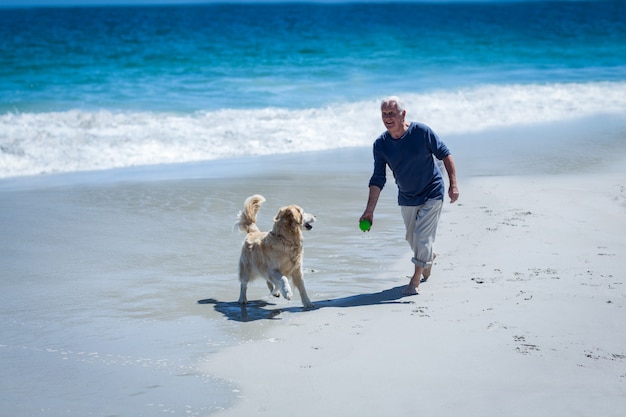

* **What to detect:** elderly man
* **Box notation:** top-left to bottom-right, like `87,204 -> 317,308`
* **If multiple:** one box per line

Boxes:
360,96 -> 459,295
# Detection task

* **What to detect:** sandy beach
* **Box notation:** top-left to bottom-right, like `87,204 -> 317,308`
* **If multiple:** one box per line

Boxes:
200,171 -> 626,417
2,1 -> 626,415
1,118 -> 625,416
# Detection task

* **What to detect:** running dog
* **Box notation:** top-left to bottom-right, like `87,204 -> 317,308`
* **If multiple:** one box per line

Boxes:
236,194 -> 316,309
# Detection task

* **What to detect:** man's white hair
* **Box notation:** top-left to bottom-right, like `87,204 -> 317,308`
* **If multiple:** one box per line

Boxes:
380,96 -> 406,112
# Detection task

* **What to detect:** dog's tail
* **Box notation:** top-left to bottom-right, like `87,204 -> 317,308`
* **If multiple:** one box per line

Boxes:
236,194 -> 266,233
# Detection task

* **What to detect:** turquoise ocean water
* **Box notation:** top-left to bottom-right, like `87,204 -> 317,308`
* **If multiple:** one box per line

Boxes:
1,0 -> 625,179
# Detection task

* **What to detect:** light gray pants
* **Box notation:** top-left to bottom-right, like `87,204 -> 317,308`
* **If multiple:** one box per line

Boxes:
401,199 -> 443,268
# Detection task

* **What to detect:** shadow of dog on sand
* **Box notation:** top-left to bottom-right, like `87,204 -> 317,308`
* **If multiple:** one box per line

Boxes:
198,285 -> 413,323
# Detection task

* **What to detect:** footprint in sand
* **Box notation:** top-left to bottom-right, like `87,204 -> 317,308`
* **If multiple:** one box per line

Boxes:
513,335 -> 540,355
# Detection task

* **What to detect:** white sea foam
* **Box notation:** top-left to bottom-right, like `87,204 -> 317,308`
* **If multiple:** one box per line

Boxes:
1,81 -> 625,179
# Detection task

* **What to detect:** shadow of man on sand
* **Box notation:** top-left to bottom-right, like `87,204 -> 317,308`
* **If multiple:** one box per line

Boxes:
198,285 -> 413,322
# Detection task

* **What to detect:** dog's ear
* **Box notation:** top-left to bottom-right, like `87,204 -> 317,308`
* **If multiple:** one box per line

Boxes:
291,207 -> 304,225
273,208 -> 284,223
274,206 -> 302,226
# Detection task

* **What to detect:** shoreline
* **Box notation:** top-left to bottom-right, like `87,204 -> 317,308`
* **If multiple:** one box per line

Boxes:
2,111 -> 626,191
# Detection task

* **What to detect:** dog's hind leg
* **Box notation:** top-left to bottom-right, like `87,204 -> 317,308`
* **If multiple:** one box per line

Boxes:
238,263 -> 250,305
238,280 -> 249,305
291,268 -> 314,309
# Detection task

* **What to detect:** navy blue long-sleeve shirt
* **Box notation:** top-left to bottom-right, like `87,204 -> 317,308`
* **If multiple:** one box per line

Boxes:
368,122 -> 451,206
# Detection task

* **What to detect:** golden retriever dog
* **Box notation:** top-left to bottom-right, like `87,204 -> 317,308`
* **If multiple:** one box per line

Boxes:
236,194 -> 316,309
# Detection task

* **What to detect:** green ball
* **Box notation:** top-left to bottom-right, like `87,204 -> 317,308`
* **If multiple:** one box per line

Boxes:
359,219 -> 371,232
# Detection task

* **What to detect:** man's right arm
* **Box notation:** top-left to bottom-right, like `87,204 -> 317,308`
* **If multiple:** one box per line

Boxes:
360,185 -> 382,224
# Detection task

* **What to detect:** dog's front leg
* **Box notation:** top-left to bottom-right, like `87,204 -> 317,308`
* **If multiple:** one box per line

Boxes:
269,269 -> 292,301
266,280 -> 280,298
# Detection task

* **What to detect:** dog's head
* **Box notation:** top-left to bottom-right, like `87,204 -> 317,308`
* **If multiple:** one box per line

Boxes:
274,205 -> 316,233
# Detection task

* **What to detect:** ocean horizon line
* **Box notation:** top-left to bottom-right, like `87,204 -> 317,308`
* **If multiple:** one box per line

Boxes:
1,0 -> 577,10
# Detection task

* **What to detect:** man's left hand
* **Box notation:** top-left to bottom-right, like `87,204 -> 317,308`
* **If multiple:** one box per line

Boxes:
448,185 -> 459,203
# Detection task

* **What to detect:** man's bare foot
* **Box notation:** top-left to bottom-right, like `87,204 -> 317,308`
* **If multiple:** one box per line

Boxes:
402,284 -> 419,295
422,253 -> 438,281
406,266 -> 423,295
